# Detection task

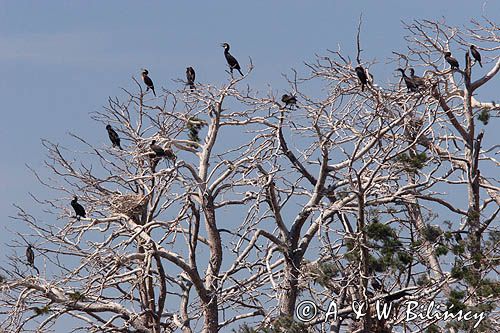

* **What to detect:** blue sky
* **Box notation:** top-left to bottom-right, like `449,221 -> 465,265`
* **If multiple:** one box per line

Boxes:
0,0 -> 498,314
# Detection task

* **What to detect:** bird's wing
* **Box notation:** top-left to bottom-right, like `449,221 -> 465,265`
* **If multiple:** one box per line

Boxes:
226,53 -> 240,68
144,76 -> 154,87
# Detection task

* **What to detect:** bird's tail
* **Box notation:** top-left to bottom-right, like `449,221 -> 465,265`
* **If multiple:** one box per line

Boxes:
189,83 -> 195,90
479,61 -> 483,68
238,69 -> 244,76
33,265 -> 40,275
152,88 -> 156,96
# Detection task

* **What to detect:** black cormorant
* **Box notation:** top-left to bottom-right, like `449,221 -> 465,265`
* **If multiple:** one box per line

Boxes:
470,45 -> 482,67
384,290 -> 410,302
26,244 -> 35,267
281,94 -> 297,108
149,141 -> 176,171
221,43 -> 243,76
408,68 -> 426,89
71,196 -> 86,220
355,66 -> 368,91
150,140 -> 166,157
106,125 -> 122,150
163,148 -> 176,162
396,68 -> 418,92
141,69 -> 156,96
186,67 -> 196,90
26,244 -> 39,274
444,52 -> 459,70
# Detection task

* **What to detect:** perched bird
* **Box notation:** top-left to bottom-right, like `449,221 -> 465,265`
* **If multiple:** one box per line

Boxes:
141,69 -> 156,96
470,45 -> 482,67
396,68 -> 418,92
149,140 -> 176,171
26,244 -> 35,267
186,67 -> 196,90
150,140 -> 166,157
444,52 -> 459,70
71,196 -> 86,220
384,290 -> 410,302
26,244 -> 39,274
355,66 -> 368,91
281,94 -> 297,108
163,148 -> 176,162
106,125 -> 122,150
408,68 -> 426,89
221,43 -> 243,76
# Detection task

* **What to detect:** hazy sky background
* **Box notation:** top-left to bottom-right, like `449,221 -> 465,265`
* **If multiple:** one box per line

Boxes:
0,0 -> 498,330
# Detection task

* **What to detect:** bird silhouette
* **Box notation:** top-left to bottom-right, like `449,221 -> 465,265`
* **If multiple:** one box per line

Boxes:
408,68 -> 426,90
281,94 -> 297,108
106,125 -> 122,150
26,244 -> 40,274
150,140 -> 166,157
221,43 -> 243,76
141,69 -> 156,96
186,67 -> 196,90
355,66 -> 368,91
71,196 -> 86,220
470,45 -> 482,67
444,52 -> 459,70
149,140 -> 176,171
396,68 -> 418,92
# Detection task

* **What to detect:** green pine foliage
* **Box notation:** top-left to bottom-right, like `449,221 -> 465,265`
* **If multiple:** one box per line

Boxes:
68,291 -> 85,302
395,151 -> 427,172
309,261 -> 339,288
477,109 -> 490,125
345,221 -> 412,273
187,117 -> 207,144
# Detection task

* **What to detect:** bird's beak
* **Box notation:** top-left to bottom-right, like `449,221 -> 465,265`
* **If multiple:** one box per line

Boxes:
220,43 -> 225,47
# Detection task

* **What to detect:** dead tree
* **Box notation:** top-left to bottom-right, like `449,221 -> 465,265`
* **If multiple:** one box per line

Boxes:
0,17 -> 498,333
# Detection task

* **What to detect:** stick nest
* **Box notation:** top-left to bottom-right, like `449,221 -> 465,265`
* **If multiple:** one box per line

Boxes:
108,194 -> 147,217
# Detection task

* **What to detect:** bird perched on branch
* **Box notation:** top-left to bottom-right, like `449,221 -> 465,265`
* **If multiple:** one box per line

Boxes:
26,244 -> 40,274
141,69 -> 156,96
221,43 -> 243,76
149,140 -> 176,171
106,125 -> 122,150
408,68 -> 426,90
186,67 -> 196,90
281,94 -> 297,108
355,66 -> 368,91
384,290 -> 410,302
150,140 -> 167,157
470,45 -> 482,67
396,68 -> 418,92
444,52 -> 459,70
71,196 -> 86,220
